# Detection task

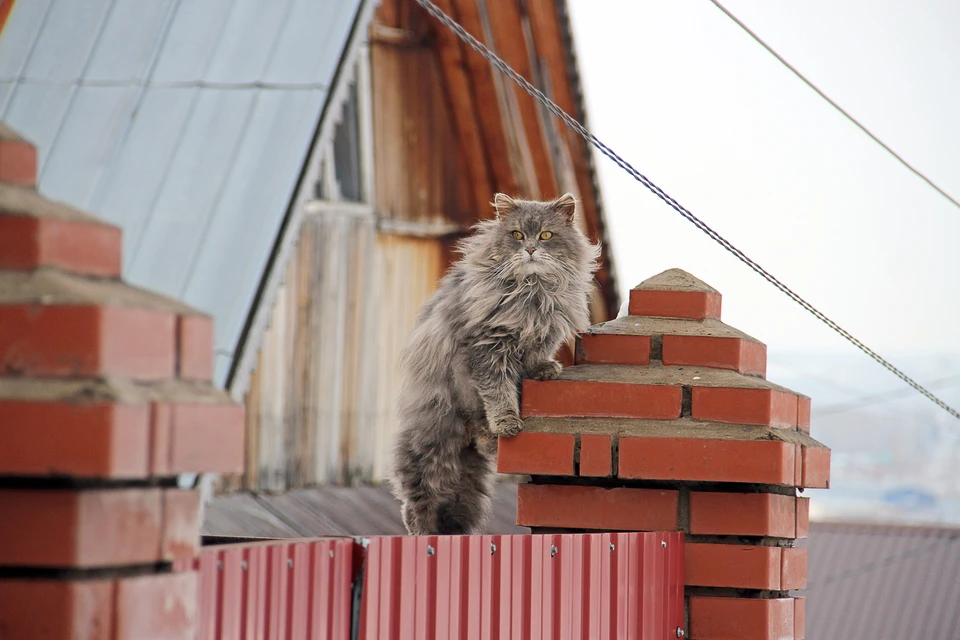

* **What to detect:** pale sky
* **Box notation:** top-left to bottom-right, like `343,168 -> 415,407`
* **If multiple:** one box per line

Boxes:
568,0 -> 960,362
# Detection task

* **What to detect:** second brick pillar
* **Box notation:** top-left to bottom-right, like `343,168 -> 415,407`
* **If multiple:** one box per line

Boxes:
499,268 -> 829,640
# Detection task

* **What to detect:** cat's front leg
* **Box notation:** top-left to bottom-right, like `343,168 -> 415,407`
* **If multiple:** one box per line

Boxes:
469,346 -> 524,438
523,344 -> 563,381
525,360 -> 562,381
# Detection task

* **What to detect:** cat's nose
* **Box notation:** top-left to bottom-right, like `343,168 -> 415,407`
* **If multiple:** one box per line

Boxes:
525,247 -> 536,255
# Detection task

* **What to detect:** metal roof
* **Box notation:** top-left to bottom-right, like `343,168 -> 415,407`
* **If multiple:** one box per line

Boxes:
801,521 -> 960,640
202,482 -> 529,539
0,0 -> 364,384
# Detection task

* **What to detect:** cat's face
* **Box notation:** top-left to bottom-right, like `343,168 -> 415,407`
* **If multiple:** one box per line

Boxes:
491,193 -> 584,277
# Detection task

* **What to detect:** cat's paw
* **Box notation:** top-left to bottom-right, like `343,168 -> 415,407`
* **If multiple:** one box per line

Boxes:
489,415 -> 524,438
527,360 -> 562,381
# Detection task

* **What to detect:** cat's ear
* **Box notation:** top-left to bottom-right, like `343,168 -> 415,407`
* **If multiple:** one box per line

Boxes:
492,193 -> 518,219
552,193 -> 577,223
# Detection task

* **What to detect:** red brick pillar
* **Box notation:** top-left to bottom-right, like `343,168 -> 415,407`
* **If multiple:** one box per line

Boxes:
0,124 -> 244,639
499,269 -> 829,640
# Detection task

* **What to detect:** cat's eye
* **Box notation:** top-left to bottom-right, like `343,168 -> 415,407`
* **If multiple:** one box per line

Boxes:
512,231 -> 524,240
540,231 -> 553,240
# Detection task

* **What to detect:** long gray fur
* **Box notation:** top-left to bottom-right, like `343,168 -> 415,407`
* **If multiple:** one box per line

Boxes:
390,193 -> 601,535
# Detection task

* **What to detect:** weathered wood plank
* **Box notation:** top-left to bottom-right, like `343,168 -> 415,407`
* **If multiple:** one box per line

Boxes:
526,0 -> 614,319
372,1 -> 476,223
448,0 -> 522,198
483,0 -> 559,199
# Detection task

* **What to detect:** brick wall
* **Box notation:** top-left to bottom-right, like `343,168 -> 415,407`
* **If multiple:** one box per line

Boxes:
0,123 -> 244,639
499,268 -> 830,640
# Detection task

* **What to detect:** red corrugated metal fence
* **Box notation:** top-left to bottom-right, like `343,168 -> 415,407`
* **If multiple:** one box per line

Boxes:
184,532 -> 684,639
176,538 -> 358,640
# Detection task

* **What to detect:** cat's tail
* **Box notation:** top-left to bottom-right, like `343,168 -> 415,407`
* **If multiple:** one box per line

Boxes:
390,406 -> 467,535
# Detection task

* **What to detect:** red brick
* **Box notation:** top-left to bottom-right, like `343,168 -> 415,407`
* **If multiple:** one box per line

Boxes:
154,402 -> 245,473
497,432 -> 575,476
801,445 -> 830,488
619,437 -> 797,486
797,396 -> 811,433
176,314 -> 214,381
115,572 -> 197,640
794,597 -> 806,639
576,334 -> 651,365
149,403 -> 173,476
0,305 -> 176,379
690,492 -> 796,538
796,498 -> 809,539
578,434 -> 612,477
685,543 -> 781,589
691,387 -> 798,428
162,490 -> 200,561
517,483 -> 678,531
0,488 -> 162,567
0,215 -> 121,276
0,578 -> 114,640
554,342 -> 574,367
780,547 -> 807,590
661,335 -> 766,376
689,596 -> 794,640
521,380 -> 681,419
0,400 -> 150,478
628,289 -> 721,320
792,444 -> 803,487
0,136 -> 37,186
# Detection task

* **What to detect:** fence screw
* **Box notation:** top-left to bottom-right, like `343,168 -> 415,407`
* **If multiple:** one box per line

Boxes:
217,560 -> 223,571
426,545 -> 435,556
490,543 -> 497,555
609,543 -> 615,552
329,549 -> 335,558
287,558 -> 293,568
661,540 -> 667,548
241,561 -> 248,571
550,545 -> 558,558
676,628 -> 685,638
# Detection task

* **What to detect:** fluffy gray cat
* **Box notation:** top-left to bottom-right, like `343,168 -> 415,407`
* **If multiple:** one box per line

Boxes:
391,193 -> 601,535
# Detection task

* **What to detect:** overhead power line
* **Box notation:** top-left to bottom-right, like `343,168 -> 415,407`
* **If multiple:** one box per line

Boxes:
709,0 -> 960,214
414,0 -> 960,421
814,373 -> 960,418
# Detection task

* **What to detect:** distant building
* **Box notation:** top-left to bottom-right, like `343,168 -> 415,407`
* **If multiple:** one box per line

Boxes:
0,0 -> 619,490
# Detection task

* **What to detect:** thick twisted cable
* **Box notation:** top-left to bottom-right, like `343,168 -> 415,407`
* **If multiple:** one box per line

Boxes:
415,0 -> 960,420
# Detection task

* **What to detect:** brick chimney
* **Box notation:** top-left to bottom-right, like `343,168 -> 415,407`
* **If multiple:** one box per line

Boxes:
0,124 -> 244,638
499,268 -> 829,640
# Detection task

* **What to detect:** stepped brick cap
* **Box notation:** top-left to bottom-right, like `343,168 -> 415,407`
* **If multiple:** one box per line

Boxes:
0,185 -> 122,276
629,268 -> 721,320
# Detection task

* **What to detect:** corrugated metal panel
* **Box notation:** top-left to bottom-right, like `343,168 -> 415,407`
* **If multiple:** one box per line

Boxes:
358,532 -> 685,640
186,537 -> 358,640
0,0 -> 364,386
187,532 -> 683,639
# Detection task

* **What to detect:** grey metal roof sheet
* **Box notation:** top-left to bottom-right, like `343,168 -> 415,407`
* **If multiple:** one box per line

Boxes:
202,482 -> 530,539
801,521 -> 960,640
0,0 -> 363,384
